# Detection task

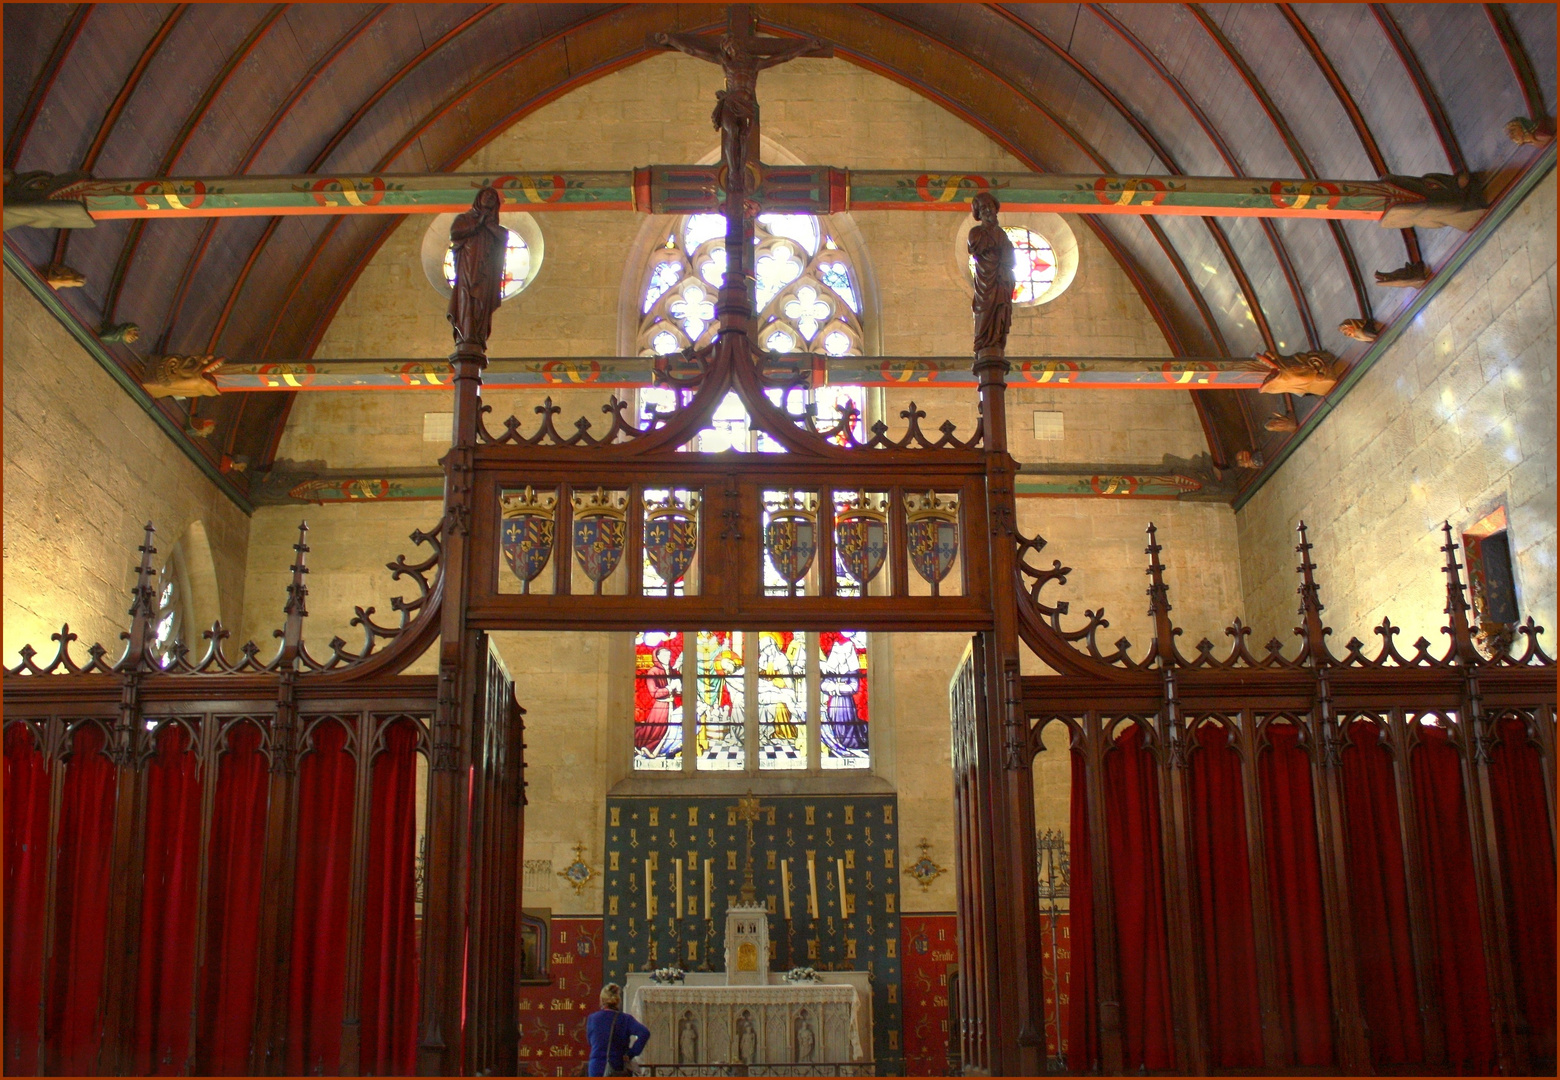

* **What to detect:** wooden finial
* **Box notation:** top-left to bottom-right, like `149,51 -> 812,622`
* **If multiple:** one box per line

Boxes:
1144,523 -> 1176,661
278,520 -> 310,661
1439,521 -> 1478,662
1294,521 -> 1330,661
122,521 -> 159,669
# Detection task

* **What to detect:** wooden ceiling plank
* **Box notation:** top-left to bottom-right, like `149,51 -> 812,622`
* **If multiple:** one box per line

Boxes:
1370,4 -> 1469,176
4,4 -> 94,171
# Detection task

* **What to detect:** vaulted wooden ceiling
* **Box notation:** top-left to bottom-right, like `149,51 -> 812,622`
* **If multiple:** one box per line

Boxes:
5,3 -> 1554,498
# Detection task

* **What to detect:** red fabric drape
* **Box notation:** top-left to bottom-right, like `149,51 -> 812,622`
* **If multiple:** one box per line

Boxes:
1066,749 -> 1097,1073
1413,723 -> 1495,1074
360,721 -> 421,1076
1488,717 -> 1556,1064
133,724 -> 203,1075
287,720 -> 357,1077
1258,725 -> 1333,1067
1102,724 -> 1175,1071
45,723 -> 118,1075
4,723 -> 53,1075
1187,723 -> 1263,1069
1340,721 -> 1423,1067
197,721 -> 270,1075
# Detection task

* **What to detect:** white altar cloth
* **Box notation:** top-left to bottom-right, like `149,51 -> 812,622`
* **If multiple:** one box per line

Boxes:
629,982 -> 864,1066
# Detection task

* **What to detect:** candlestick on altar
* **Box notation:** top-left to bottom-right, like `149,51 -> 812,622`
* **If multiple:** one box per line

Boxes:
645,858 -> 654,919
837,858 -> 848,922
703,858 -> 713,919
807,853 -> 819,919
676,859 -> 684,918
781,858 -> 792,920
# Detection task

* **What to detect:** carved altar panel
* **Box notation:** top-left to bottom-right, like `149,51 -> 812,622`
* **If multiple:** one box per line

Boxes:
629,983 -> 862,1066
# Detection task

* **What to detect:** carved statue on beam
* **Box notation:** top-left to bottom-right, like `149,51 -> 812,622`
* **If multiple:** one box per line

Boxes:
1254,349 -> 1343,397
446,186 -> 507,354
969,191 -> 1014,359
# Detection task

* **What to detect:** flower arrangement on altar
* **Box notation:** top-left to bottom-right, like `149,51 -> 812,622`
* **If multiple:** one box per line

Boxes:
648,966 -> 686,984
782,967 -> 822,983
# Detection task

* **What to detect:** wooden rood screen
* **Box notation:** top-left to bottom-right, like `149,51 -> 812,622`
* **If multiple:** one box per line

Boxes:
4,177 -> 1554,1079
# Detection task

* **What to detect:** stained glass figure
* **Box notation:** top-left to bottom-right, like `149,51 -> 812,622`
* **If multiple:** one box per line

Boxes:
813,385 -> 864,444
443,226 -> 531,300
818,630 -> 869,769
697,631 -> 745,771
967,226 -> 1056,304
634,631 -> 684,771
757,631 -> 806,770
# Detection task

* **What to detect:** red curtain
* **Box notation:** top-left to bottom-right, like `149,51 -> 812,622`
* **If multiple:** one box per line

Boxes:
132,724 -> 204,1075
45,723 -> 118,1075
360,720 -> 421,1076
1340,721 -> 1423,1067
1258,725 -> 1333,1067
1187,723 -> 1263,1069
1102,723 -> 1174,1071
287,719 -> 357,1077
197,721 -> 270,1075
1488,717 -> 1556,1064
1065,749 -> 1097,1073
1413,723 -> 1494,1074
4,723 -> 53,1075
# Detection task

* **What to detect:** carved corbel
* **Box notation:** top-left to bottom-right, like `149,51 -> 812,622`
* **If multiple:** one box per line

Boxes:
1375,261 -> 1432,288
41,263 -> 85,288
100,322 -> 140,344
1378,171 -> 1486,231
2,169 -> 95,231
1338,318 -> 1382,343
1255,350 -> 1344,397
1506,116 -> 1555,146
142,353 -> 224,398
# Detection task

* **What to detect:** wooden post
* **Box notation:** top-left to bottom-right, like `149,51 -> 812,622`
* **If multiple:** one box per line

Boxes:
338,711 -> 375,1077
1082,711 -> 1125,1075
1386,709 -> 1447,1066
1233,711 -> 1288,1069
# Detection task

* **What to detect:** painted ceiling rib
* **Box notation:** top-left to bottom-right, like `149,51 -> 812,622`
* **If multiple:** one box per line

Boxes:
1485,3 -> 1551,123
1277,2 -> 1422,267
1087,3 -> 1317,351
4,3 -> 94,171
1186,2 -> 1373,326
100,4 -> 290,328
1370,4 -> 1468,177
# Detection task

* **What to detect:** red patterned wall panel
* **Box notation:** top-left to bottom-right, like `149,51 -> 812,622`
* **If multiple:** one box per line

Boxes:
518,917 -> 604,1076
900,914 -> 958,1076
1039,911 -> 1072,1060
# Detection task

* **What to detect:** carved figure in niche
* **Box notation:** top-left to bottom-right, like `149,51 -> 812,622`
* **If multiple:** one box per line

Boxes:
1338,318 -> 1381,343
446,186 -> 507,352
1374,261 -> 1431,288
794,1009 -> 816,1062
678,1011 -> 699,1063
1255,350 -> 1343,397
735,1011 -> 758,1064
967,192 -> 1014,357
143,354 -> 224,398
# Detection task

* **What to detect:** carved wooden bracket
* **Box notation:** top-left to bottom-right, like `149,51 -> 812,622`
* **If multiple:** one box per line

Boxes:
141,354 -> 224,398
1254,350 -> 1344,397
1378,171 -> 1486,230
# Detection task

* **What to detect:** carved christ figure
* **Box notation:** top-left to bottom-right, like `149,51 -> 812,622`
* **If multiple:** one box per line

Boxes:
968,191 -> 1014,356
650,12 -> 832,189
447,186 -> 507,352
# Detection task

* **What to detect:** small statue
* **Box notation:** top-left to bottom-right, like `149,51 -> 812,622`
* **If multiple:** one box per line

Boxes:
968,191 -> 1014,357
1375,261 -> 1431,288
1506,116 -> 1555,146
143,354 -> 224,398
41,263 -> 85,289
1338,318 -> 1381,343
446,186 -> 507,353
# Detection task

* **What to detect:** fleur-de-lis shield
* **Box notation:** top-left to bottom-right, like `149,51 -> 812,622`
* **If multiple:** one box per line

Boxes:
765,514 -> 817,587
906,518 -> 958,586
834,514 -> 887,586
644,513 -> 698,589
501,515 -> 555,591
573,515 -> 627,589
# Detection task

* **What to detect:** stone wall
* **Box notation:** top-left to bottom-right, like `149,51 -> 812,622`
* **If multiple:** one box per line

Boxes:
3,269 -> 250,664
1238,171 -> 1557,650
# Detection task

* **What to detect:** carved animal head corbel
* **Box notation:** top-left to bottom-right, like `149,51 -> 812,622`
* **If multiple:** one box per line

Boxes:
1255,350 -> 1343,397
142,354 -> 224,398
1338,318 -> 1382,343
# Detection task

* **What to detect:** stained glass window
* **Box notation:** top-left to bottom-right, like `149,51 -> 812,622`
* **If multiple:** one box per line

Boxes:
757,631 -> 807,770
637,214 -> 864,357
967,226 -> 1056,305
634,632 -> 684,771
818,630 -> 869,770
696,631 -> 745,771
443,227 -> 531,300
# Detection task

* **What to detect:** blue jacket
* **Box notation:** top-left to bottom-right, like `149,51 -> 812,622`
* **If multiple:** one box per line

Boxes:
586,1008 -> 650,1076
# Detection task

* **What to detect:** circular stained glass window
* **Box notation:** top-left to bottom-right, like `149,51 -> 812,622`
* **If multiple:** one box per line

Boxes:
442,228 -> 531,300
967,226 -> 1057,305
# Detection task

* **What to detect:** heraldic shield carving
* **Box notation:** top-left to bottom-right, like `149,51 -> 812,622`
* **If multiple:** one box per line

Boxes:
501,486 -> 558,593
763,491 -> 819,596
644,492 -> 700,594
905,490 -> 959,595
834,491 -> 889,589
571,487 -> 629,593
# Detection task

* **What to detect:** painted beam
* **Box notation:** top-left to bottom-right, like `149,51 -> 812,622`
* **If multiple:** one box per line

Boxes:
206,355 -> 1271,392
6,166 -> 1484,226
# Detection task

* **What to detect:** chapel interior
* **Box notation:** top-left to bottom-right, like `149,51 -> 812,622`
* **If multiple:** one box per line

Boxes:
2,4 -> 1556,1078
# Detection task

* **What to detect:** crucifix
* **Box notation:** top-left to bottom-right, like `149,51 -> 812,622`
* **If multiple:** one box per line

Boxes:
733,791 -> 768,904
650,6 -> 832,325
